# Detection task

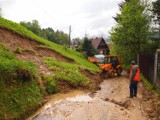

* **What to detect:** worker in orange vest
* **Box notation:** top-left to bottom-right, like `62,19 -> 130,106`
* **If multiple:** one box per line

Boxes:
129,60 -> 140,98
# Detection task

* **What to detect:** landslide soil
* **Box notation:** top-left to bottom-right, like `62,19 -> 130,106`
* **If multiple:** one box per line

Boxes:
31,76 -> 160,120
1,28 -> 160,120
0,28 -> 101,93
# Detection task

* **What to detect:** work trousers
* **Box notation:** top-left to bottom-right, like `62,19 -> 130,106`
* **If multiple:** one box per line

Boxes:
130,81 -> 138,97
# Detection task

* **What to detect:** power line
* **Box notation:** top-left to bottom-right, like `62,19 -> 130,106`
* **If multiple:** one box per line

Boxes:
31,0 -> 67,29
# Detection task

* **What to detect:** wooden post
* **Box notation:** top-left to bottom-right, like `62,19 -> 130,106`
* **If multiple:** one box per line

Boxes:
137,54 -> 139,66
69,25 -> 71,48
154,49 -> 160,84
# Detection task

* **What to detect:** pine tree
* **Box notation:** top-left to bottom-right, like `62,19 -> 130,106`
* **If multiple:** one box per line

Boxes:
82,37 -> 98,57
152,0 -> 160,28
113,0 -> 130,22
110,0 -> 150,63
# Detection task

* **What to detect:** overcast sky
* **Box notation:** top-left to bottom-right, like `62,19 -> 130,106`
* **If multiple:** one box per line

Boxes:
0,0 -> 123,39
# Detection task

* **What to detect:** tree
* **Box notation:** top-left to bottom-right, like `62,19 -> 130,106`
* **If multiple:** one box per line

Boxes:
82,37 -> 98,56
113,0 -> 130,22
152,0 -> 160,48
152,0 -> 160,29
20,20 -> 41,36
110,0 -> 150,63
41,27 -> 58,43
20,20 -> 69,47
55,30 -> 69,46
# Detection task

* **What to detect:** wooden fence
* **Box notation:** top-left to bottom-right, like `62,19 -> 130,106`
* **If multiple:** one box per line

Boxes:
139,49 -> 160,88
153,49 -> 160,86
139,54 -> 155,83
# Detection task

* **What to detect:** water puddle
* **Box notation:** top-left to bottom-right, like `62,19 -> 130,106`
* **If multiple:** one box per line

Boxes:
28,77 -> 148,120
27,90 -> 86,120
66,94 -> 93,102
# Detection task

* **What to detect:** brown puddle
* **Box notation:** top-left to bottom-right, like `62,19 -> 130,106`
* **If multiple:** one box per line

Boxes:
28,77 -> 148,120
66,95 -> 93,102
27,90 -> 86,120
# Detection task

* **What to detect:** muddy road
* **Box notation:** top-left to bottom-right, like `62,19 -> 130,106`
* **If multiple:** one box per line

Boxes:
28,76 -> 152,120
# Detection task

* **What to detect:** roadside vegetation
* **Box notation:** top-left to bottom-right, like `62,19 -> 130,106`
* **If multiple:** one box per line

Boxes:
110,0 -> 160,97
0,17 -> 99,73
110,0 -> 160,64
0,0 -> 159,119
0,44 -> 43,119
20,20 -> 69,47
141,74 -> 160,95
44,57 -> 90,88
0,16 -> 100,119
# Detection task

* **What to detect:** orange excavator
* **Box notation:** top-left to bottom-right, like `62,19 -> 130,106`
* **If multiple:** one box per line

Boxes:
88,55 -> 122,77
88,54 -> 105,65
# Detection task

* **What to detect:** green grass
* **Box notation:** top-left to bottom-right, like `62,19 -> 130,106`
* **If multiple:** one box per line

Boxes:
0,17 -> 100,119
44,57 -> 90,87
43,75 -> 58,94
0,80 -> 42,119
0,17 -> 99,73
141,74 -> 160,94
141,74 -> 153,90
0,44 -> 42,119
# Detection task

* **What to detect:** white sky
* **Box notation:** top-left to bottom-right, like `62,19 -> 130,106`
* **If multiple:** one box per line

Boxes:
0,0 -> 122,39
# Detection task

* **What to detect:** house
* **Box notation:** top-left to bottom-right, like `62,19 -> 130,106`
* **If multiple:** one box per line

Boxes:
91,38 -> 110,55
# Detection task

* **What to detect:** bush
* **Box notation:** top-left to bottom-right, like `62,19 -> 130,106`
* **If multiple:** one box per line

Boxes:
0,80 -> 42,119
44,57 -> 90,87
0,44 -> 42,119
44,75 -> 58,94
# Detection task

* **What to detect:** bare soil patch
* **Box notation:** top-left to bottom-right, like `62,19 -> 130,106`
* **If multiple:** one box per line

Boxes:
33,76 -> 160,120
0,28 -> 101,93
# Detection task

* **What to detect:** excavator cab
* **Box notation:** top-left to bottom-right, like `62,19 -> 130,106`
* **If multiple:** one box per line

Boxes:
99,55 -> 122,77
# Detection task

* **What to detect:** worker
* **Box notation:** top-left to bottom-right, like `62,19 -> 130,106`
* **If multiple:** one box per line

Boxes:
129,60 -> 140,98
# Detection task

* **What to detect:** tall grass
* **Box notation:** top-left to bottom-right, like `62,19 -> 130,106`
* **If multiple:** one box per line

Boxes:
0,17 -> 99,73
0,17 -> 100,119
0,44 -> 42,119
140,74 -> 160,94
44,57 -> 90,87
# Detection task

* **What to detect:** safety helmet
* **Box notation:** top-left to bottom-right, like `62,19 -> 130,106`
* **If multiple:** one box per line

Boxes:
131,60 -> 136,65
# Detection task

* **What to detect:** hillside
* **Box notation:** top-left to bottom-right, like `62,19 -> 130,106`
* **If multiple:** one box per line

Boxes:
0,17 -> 101,119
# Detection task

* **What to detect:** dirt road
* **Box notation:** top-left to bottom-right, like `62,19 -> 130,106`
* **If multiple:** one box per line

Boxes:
29,76 -> 153,120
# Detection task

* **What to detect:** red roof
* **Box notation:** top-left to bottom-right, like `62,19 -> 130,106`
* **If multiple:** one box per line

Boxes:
91,38 -> 103,49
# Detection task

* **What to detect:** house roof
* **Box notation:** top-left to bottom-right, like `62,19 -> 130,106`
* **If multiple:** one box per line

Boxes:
91,38 -> 104,49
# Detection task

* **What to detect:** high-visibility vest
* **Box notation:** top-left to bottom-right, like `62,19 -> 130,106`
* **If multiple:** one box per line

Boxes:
130,66 -> 140,82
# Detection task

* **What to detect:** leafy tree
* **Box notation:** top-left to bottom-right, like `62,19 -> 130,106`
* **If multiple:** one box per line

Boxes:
113,0 -> 130,22
20,20 -> 69,47
110,0 -> 150,63
20,20 -> 41,36
82,37 -> 98,56
55,30 -> 69,46
31,20 -> 41,35
41,27 -> 58,43
152,0 -> 160,29
152,0 -> 160,48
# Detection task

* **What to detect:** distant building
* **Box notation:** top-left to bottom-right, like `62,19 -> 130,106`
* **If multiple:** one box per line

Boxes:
91,38 -> 110,55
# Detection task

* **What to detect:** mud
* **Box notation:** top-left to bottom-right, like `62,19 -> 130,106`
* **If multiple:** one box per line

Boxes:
27,76 -> 152,120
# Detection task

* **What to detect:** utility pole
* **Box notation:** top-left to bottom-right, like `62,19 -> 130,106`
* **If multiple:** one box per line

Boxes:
69,25 -> 71,48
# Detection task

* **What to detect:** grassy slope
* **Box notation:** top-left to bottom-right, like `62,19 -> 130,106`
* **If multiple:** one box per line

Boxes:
0,17 -> 99,72
0,44 -> 42,119
0,17 -> 99,119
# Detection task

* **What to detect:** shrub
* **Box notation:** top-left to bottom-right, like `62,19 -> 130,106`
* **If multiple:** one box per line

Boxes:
44,75 -> 58,94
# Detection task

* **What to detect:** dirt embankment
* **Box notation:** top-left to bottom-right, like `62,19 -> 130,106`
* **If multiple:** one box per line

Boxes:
0,28 -> 74,75
0,28 -> 101,92
1,28 -> 160,120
